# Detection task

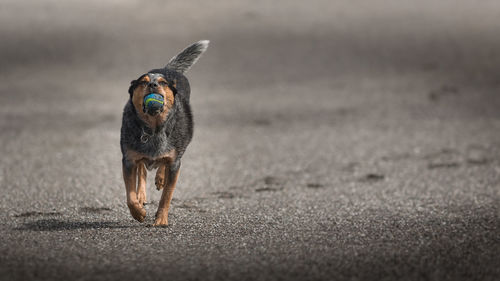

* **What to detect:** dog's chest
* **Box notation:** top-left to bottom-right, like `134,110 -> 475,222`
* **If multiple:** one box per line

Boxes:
134,129 -> 174,157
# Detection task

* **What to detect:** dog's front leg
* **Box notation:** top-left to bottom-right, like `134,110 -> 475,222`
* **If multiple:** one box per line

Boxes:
153,162 -> 180,226
122,159 -> 146,222
137,161 -> 147,206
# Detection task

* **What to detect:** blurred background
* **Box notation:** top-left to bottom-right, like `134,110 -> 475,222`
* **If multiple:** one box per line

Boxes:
0,0 -> 499,280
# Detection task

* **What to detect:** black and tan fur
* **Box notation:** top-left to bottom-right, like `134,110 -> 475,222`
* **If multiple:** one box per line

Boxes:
120,40 -> 209,226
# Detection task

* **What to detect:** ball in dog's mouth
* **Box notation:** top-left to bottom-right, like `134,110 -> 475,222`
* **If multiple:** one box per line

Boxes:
143,93 -> 164,115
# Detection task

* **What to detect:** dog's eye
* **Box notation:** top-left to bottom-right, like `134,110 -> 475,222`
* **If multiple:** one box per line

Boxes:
139,80 -> 148,85
159,81 -> 168,86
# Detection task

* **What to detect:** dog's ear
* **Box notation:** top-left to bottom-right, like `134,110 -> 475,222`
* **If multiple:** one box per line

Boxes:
168,79 -> 177,96
128,74 -> 148,98
165,40 -> 209,74
128,80 -> 137,98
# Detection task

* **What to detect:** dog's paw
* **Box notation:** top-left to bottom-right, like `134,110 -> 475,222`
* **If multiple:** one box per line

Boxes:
127,201 -> 146,222
153,209 -> 168,226
153,217 -> 168,226
155,174 -> 165,191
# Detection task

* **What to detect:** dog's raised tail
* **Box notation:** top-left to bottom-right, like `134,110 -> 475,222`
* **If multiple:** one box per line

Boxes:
165,40 -> 209,74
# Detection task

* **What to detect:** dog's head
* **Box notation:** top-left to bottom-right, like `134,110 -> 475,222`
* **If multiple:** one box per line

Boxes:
129,72 -> 176,117
128,40 -> 209,123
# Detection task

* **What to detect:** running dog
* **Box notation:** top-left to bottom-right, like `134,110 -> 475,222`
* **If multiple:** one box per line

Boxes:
120,40 -> 209,226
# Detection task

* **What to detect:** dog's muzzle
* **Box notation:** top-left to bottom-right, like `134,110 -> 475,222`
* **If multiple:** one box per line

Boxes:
143,93 -> 165,115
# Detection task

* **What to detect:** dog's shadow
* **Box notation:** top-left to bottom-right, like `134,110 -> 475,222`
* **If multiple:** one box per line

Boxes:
15,219 -> 132,231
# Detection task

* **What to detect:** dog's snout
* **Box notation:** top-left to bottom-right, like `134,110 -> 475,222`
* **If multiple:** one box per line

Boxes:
149,81 -> 159,89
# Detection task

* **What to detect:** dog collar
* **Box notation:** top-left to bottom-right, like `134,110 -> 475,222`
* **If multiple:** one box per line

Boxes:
140,126 -> 154,143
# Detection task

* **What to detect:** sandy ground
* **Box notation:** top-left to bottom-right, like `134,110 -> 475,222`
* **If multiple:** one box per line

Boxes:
0,0 -> 499,280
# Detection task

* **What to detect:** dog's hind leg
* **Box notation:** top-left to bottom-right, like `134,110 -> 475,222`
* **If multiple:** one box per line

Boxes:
137,162 -> 147,206
153,163 -> 180,226
155,163 -> 166,191
123,159 -> 146,222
